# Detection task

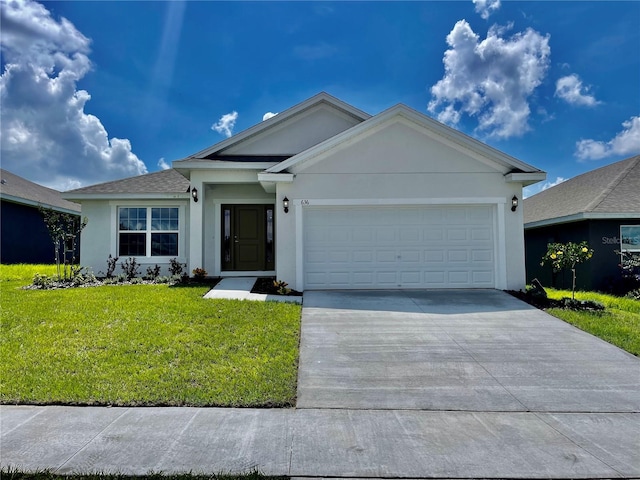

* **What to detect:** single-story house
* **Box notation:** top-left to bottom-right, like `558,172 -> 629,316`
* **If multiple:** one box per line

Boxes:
0,169 -> 82,264
63,92 -> 545,290
524,155 -> 640,292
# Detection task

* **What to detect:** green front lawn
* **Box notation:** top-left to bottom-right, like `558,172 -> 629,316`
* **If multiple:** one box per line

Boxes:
0,265 -> 301,407
545,288 -> 640,356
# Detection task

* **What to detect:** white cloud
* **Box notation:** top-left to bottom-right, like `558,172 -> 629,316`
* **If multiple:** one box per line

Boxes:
211,111 -> 238,138
428,20 -> 550,139
555,74 -> 600,107
541,176 -> 566,191
473,0 -> 501,20
157,157 -> 170,170
523,176 -> 566,198
262,112 -> 278,121
575,116 -> 640,161
0,0 -> 147,190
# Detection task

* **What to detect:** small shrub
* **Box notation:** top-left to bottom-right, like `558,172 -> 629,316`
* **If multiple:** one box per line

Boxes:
121,257 -> 140,280
273,279 -> 291,295
559,297 -> 605,311
145,264 -> 161,280
625,288 -> 640,300
169,258 -> 185,276
106,254 -> 119,278
192,267 -> 207,281
32,273 -> 54,289
129,277 -> 143,285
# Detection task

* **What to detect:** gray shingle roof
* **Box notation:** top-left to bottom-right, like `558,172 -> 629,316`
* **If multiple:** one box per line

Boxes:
65,169 -> 190,195
524,155 -> 640,226
0,169 -> 81,213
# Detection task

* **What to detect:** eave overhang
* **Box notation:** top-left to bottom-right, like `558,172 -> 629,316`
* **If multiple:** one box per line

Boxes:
62,193 -> 191,202
257,172 -> 295,193
505,172 -> 547,186
525,212 -> 640,229
0,193 -> 81,215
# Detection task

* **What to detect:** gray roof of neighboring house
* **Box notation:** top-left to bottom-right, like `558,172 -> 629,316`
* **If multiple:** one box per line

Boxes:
65,169 -> 190,195
524,155 -> 640,227
0,169 -> 81,213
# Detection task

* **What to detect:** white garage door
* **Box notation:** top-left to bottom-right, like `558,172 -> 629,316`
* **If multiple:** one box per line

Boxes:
303,205 -> 496,289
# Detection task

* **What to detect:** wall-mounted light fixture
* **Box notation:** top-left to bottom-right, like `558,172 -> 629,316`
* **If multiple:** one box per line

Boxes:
191,187 -> 199,203
511,195 -> 518,212
283,196 -> 289,214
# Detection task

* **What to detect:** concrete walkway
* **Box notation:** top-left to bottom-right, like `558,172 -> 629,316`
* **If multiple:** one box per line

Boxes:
203,277 -> 302,304
2,290 -> 639,478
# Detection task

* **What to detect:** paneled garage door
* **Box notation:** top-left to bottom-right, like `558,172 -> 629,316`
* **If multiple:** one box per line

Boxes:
303,205 -> 496,289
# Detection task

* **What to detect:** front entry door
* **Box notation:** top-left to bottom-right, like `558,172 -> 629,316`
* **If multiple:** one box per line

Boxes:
222,204 -> 274,271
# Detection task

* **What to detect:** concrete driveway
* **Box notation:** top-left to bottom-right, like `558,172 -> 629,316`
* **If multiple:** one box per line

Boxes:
298,290 -> 640,412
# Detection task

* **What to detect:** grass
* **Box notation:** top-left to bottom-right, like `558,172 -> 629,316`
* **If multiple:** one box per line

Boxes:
545,288 -> 640,356
0,265 -> 302,407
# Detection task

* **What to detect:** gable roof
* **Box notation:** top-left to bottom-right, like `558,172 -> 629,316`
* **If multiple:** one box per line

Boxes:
63,169 -> 190,200
265,103 -> 545,183
177,92 -> 371,162
524,155 -> 640,228
0,169 -> 81,214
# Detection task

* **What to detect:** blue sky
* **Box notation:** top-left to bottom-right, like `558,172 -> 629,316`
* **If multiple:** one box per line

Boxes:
1,0 -> 639,196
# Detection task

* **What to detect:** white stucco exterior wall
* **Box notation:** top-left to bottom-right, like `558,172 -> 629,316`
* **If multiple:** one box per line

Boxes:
78,198 -> 189,277
274,120 -> 528,291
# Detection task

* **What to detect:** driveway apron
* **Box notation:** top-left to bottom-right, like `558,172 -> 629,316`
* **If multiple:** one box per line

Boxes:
297,290 -> 640,412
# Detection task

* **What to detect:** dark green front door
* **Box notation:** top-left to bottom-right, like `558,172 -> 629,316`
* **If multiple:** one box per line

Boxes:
222,204 -> 274,271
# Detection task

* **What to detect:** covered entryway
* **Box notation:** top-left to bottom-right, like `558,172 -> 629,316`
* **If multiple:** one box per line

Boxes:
303,205 -> 496,289
221,204 -> 275,271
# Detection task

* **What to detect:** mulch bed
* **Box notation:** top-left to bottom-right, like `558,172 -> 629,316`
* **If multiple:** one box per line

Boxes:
507,289 -> 605,312
251,277 -> 303,296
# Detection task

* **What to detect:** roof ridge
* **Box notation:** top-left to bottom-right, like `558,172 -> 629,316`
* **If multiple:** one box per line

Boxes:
584,156 -> 639,212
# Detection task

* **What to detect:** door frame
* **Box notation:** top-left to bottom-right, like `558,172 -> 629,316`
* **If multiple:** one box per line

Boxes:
211,200 -> 276,276
221,204 -> 275,272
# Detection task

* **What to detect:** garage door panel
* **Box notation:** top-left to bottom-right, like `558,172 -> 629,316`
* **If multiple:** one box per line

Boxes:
472,250 -> 493,262
449,271 -> 471,284
304,206 -> 496,289
448,250 -> 469,262
472,231 -> 491,242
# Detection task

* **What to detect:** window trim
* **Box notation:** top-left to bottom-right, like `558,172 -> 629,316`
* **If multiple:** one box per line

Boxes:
112,203 -> 186,260
621,225 -> 640,252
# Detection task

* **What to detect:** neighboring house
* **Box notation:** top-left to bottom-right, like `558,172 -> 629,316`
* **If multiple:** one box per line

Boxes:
524,155 -> 640,292
63,93 -> 545,290
0,169 -> 81,264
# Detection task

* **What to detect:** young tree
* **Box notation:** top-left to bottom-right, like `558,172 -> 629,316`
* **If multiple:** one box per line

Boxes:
39,206 -> 88,280
541,241 -> 594,299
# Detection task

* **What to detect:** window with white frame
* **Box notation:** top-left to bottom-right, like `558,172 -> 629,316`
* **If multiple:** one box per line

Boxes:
118,207 -> 179,257
621,225 -> 640,252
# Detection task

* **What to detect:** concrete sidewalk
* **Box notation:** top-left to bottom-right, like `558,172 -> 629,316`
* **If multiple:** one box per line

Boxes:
2,405 -> 639,478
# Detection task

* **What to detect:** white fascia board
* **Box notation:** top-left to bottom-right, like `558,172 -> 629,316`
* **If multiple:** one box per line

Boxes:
1,194 -> 81,215
258,173 -> 294,193
267,104 -> 544,175
257,173 -> 294,183
187,93 -> 371,159
504,172 -> 547,186
172,161 -> 279,171
62,193 -> 190,202
525,212 -> 640,229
